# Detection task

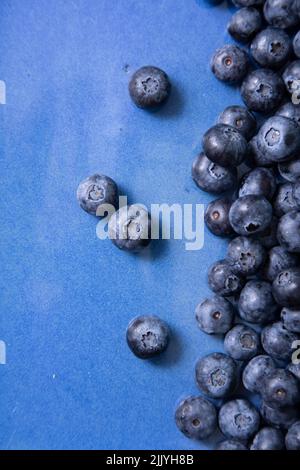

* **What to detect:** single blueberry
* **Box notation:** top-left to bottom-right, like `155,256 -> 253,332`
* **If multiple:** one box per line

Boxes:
229,195 -> 273,236
294,31 -> 300,58
175,396 -> 218,440
241,69 -> 285,113
261,368 -> 300,407
205,198 -> 234,237
192,153 -> 238,194
195,296 -> 235,335
264,0 -> 300,29
238,280 -> 279,324
208,259 -> 245,297
195,352 -> 238,398
285,421 -> 300,450
262,245 -> 299,282
219,399 -> 260,442
250,427 -> 285,450
108,205 -> 151,252
242,355 -> 276,393
239,167 -> 277,200
227,236 -> 266,277
281,307 -> 300,333
215,440 -> 248,450
218,105 -> 257,141
126,316 -> 169,359
251,27 -> 291,69
260,401 -> 300,429
261,321 -> 299,360
254,116 -> 300,164
203,124 -> 248,168
77,174 -> 118,216
277,212 -> 300,253
273,183 -> 298,217
282,60 -> 300,98
211,45 -> 250,84
228,7 -> 263,43
276,101 -> 300,128
224,324 -> 261,361
129,66 -> 171,109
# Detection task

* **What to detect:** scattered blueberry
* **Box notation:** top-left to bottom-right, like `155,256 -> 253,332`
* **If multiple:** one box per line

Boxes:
77,174 -> 118,216
264,0 -> 300,29
242,355 -> 276,393
274,183 -> 298,217
250,427 -> 285,450
282,60 -> 300,97
260,401 -> 300,429
227,236 -> 266,277
238,280 -> 278,324
277,213 -> 300,254
229,195 -> 273,236
108,204 -> 151,252
261,321 -> 299,360
195,352 -> 238,398
285,421 -> 300,450
281,307 -> 300,333
216,439 -> 248,450
208,259 -> 245,296
203,124 -> 248,168
195,296 -> 234,335
218,105 -> 257,141
262,245 -> 299,282
251,27 -> 291,69
276,101 -> 300,128
261,368 -> 300,407
239,167 -> 277,200
204,198 -> 234,237
218,399 -> 260,441
192,153 -> 238,194
228,7 -> 263,43
224,324 -> 261,361
241,69 -> 285,113
211,45 -> 250,84
278,158 -> 300,184
175,396 -> 218,440
126,316 -> 169,359
129,66 -> 171,109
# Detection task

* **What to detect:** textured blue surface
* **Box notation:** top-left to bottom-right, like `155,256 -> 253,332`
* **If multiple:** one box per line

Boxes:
0,0 -> 243,450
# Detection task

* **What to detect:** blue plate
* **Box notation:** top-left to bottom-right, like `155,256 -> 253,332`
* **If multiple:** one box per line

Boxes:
0,0 -> 243,450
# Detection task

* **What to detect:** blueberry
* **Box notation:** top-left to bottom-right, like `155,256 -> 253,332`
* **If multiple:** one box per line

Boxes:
224,324 -> 261,360
285,421 -> 300,450
294,31 -> 300,58
219,399 -> 260,441
218,105 -> 257,141
203,124 -> 248,168
241,69 -> 285,113
239,168 -> 276,200
227,236 -> 266,276
287,361 -> 300,380
211,45 -> 250,84
282,60 -> 300,97
274,268 -> 300,309
293,180 -> 300,207
77,174 -> 118,216
250,427 -> 285,450
281,307 -> 300,333
253,116 -> 300,164
215,439 -> 248,450
208,259 -> 245,297
274,183 -> 298,217
278,158 -> 300,183
175,396 -> 217,440
108,205 -> 151,252
264,0 -> 300,29
253,216 -> 279,249
126,316 -> 169,359
129,66 -> 171,109
228,7 -> 263,43
251,27 -> 291,69
195,352 -> 238,398
192,153 -> 238,194
276,102 -> 300,128
229,195 -> 273,236
242,355 -> 276,393
195,296 -> 234,335
205,198 -> 234,237
262,246 -> 299,282
249,135 -> 276,167
260,400 -> 300,429
238,280 -> 278,324
261,321 -> 299,360
277,212 -> 300,253
261,368 -> 300,407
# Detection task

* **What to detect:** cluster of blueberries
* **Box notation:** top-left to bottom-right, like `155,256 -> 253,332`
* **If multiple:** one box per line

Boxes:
175,0 -> 300,451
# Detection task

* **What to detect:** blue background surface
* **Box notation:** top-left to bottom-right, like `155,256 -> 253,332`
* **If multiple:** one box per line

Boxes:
0,0 -> 243,450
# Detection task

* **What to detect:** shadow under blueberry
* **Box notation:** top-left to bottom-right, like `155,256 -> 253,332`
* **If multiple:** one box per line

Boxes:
152,84 -> 185,119
150,329 -> 183,368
